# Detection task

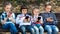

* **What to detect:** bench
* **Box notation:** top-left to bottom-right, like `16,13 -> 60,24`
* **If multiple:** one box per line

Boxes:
0,13 -> 60,34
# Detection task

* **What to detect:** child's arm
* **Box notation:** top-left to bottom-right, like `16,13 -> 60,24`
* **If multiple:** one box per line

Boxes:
1,13 -> 8,24
40,16 -> 43,24
10,13 -> 15,23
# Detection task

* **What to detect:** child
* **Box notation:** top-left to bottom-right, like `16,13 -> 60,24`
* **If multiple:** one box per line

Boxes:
41,4 -> 59,34
1,2 -> 18,34
31,8 -> 44,34
16,5 -> 35,34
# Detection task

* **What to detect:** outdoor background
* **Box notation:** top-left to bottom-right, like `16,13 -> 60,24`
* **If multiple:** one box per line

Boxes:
0,0 -> 60,34
0,0 -> 60,13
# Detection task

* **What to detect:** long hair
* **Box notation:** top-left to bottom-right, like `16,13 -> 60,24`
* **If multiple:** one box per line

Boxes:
32,7 -> 39,17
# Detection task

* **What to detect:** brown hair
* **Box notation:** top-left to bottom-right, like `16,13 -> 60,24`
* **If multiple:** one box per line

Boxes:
3,2 -> 12,11
3,2 -> 11,7
45,4 -> 51,8
32,7 -> 39,17
20,5 -> 28,12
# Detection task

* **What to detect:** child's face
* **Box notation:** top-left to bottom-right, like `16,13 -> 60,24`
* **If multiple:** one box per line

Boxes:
45,5 -> 52,12
22,9 -> 27,14
4,4 -> 12,13
33,9 -> 39,15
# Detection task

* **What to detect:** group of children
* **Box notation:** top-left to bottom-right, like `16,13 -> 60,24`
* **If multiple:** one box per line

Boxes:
0,2 -> 59,34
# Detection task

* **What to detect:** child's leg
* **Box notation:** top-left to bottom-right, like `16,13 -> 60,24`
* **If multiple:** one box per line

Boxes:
2,24 -> 10,29
39,26 -> 44,34
3,23 -> 18,34
45,25 -> 52,34
9,23 -> 18,34
33,25 -> 39,34
27,25 -> 35,34
20,25 -> 26,34
3,23 -> 14,34
51,25 -> 59,34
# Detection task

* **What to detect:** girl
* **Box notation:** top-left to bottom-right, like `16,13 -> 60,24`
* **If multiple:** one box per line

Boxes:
31,8 -> 44,34
16,5 -> 35,34
1,2 -> 18,34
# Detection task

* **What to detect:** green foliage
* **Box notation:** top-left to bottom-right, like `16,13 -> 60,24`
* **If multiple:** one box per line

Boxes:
0,0 -> 60,13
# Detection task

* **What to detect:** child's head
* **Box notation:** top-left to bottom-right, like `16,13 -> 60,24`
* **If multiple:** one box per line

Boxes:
3,2 -> 12,13
45,4 -> 52,12
21,5 -> 28,14
32,8 -> 40,15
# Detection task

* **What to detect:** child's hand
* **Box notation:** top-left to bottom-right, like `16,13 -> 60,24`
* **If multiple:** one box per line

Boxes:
23,19 -> 27,22
46,18 -> 54,22
7,12 -> 12,18
27,18 -> 30,22
23,18 -> 30,22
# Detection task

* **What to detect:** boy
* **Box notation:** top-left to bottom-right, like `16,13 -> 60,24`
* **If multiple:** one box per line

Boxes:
1,2 -> 18,34
41,4 -> 59,34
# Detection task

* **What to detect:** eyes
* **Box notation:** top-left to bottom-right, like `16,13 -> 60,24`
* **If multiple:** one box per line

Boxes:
6,7 -> 11,9
22,9 -> 27,12
5,5 -> 12,10
46,7 -> 51,10
46,6 -> 52,10
34,10 -> 39,14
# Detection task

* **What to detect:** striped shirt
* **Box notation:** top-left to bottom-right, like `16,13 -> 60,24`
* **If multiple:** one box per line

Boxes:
1,12 -> 15,24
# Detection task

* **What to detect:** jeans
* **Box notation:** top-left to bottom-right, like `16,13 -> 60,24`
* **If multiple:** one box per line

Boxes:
45,25 -> 59,34
33,24 -> 44,34
3,23 -> 18,34
20,25 -> 35,34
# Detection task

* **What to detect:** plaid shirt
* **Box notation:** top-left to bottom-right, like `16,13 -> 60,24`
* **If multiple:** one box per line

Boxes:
1,12 -> 15,24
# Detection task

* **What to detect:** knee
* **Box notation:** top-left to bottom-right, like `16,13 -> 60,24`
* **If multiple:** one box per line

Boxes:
48,29 -> 52,33
45,25 -> 52,33
39,26 -> 44,32
35,28 -> 39,31
21,27 -> 26,32
34,26 -> 39,31
54,28 -> 59,33
31,28 -> 35,33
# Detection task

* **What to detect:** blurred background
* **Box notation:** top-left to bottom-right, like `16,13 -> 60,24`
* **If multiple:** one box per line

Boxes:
0,0 -> 60,34
0,0 -> 60,13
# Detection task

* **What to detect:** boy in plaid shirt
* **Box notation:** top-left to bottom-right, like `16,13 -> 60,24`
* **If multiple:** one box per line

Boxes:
1,2 -> 18,34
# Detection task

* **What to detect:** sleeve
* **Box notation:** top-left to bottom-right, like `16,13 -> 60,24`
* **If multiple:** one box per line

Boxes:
16,15 -> 20,24
53,13 -> 58,24
16,15 -> 23,24
40,16 -> 43,24
12,13 -> 15,19
41,13 -> 46,22
1,13 -> 5,22
41,13 -> 48,25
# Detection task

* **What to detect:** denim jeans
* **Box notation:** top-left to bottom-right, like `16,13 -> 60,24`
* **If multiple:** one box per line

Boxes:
32,24 -> 44,34
20,25 -> 35,34
3,23 -> 18,34
45,25 -> 59,34
35,24 -> 44,34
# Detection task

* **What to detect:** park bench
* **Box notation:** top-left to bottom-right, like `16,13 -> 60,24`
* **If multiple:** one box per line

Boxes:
0,13 -> 60,34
